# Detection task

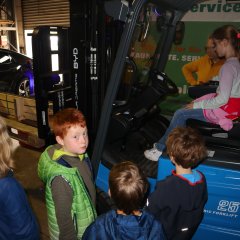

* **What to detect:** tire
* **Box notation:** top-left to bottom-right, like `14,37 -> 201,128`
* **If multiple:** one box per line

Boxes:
17,78 -> 30,96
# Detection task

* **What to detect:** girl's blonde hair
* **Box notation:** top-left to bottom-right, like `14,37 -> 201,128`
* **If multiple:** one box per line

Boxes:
0,116 -> 14,177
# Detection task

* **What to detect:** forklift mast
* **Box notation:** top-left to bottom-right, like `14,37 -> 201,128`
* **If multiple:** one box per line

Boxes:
69,0 -> 100,135
32,0 -> 106,147
32,26 -> 73,145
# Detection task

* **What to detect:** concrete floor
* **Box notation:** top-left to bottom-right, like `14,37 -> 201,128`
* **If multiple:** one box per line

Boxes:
12,139 -> 50,240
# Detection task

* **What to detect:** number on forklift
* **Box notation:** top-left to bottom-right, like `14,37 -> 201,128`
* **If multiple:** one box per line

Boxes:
207,150 -> 215,157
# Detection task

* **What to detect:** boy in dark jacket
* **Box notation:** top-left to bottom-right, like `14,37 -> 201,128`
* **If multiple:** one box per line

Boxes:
146,127 -> 208,240
83,161 -> 165,240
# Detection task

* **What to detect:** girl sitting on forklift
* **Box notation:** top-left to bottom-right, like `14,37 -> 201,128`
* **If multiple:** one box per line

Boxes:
144,24 -> 240,161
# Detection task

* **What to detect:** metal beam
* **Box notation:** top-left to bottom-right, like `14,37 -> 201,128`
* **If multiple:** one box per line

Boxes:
0,26 -> 16,30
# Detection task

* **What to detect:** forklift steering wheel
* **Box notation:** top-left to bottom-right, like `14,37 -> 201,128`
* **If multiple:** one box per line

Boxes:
151,70 -> 178,95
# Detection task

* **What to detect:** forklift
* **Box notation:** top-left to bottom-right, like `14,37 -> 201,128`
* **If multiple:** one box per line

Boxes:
31,0 -> 240,239
92,2 -> 240,239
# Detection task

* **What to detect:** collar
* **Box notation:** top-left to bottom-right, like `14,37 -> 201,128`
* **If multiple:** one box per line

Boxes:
52,148 -> 87,161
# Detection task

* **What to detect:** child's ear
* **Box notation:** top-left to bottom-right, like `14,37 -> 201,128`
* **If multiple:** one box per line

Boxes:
170,155 -> 176,164
56,136 -> 64,146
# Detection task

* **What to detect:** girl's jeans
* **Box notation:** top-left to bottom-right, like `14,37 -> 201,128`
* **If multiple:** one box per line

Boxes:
155,108 -> 206,151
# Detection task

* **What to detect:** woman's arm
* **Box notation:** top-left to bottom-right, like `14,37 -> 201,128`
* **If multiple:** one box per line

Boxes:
182,59 -> 200,86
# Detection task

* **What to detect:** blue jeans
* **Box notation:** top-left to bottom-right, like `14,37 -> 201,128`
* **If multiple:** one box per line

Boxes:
155,108 -> 206,151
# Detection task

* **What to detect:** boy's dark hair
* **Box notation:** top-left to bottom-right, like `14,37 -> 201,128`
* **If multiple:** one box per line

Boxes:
109,161 -> 149,215
49,108 -> 86,138
166,127 -> 207,169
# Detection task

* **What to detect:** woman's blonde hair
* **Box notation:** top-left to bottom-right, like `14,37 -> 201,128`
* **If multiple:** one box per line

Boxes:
0,116 -> 14,177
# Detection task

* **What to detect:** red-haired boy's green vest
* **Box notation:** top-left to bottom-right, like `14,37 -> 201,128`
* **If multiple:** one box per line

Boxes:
38,147 -> 97,239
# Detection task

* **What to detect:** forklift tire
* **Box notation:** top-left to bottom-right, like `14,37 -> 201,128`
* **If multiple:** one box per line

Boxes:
16,78 -> 30,97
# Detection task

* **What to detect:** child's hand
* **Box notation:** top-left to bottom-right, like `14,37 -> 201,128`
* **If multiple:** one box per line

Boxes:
184,102 -> 194,109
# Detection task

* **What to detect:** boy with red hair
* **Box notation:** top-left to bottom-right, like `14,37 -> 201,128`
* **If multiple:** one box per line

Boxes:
38,108 -> 97,239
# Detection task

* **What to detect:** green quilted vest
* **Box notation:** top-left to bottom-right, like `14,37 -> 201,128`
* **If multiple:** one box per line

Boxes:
38,146 -> 97,239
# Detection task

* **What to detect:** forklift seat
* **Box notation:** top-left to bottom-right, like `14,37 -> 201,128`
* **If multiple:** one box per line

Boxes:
187,118 -> 240,150
188,80 -> 218,99
187,81 -> 240,150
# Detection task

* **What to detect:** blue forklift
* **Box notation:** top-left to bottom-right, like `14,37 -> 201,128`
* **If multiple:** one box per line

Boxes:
90,1 -> 240,239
